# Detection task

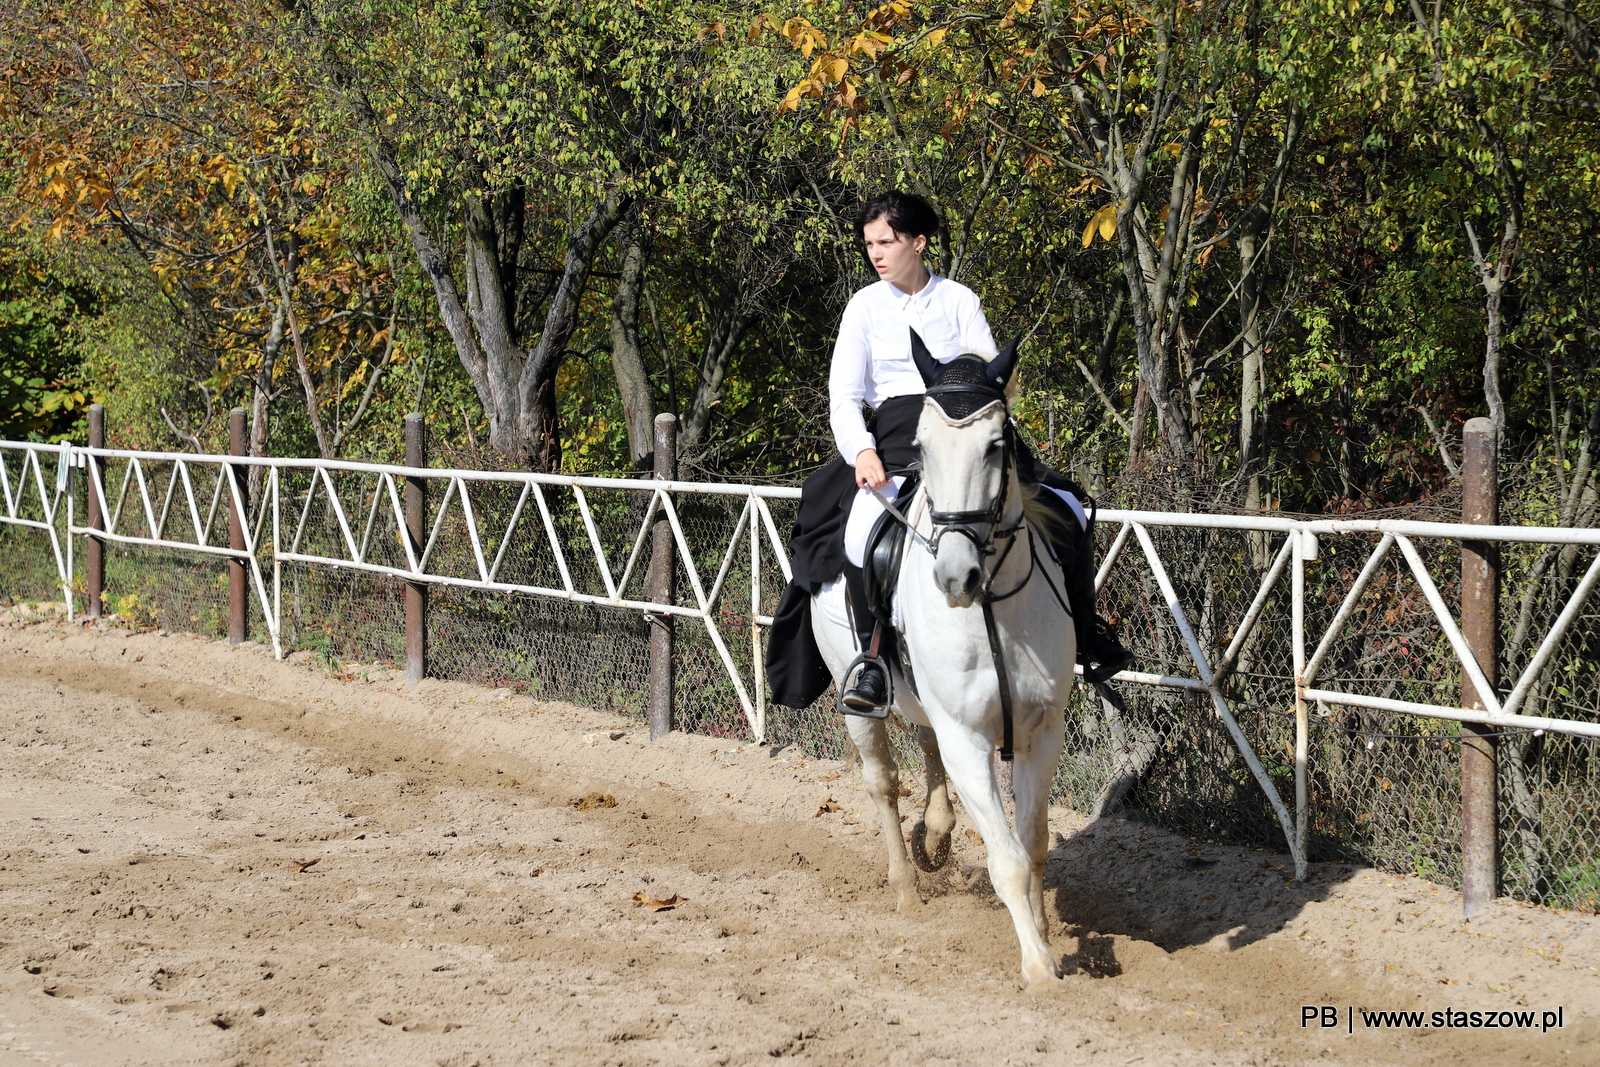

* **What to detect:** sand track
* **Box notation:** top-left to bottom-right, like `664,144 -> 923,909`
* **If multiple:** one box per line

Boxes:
0,617 -> 1596,1066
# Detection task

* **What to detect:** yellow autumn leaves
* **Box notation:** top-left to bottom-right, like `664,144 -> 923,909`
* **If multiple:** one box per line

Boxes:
1082,202 -> 1119,247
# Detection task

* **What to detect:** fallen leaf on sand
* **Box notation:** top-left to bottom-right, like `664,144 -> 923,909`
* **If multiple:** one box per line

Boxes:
657,781 -> 671,787
965,828 -> 983,846
632,893 -> 686,911
286,857 -> 321,873
815,797 -> 842,816
570,793 -> 617,811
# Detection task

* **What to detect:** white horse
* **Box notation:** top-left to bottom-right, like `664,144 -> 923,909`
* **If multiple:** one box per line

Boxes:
812,337 -> 1076,990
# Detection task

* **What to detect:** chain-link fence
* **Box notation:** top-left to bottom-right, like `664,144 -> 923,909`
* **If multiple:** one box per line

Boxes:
1070,476 -> 1600,912
2,441 -> 1597,912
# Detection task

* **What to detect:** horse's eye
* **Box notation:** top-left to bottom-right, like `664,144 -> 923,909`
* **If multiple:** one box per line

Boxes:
987,439 -> 1004,451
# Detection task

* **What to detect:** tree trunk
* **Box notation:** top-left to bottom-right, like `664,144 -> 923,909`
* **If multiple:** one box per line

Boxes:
1482,259 -> 1512,435
1238,223 -> 1268,562
1237,226 -> 1265,475
248,298 -> 286,504
1127,380 -> 1151,468
1462,97 -> 1523,438
1096,283 -> 1125,387
1116,193 -> 1197,464
516,188 -> 632,469
679,280 -> 754,456
464,195 -> 529,454
608,221 -> 655,470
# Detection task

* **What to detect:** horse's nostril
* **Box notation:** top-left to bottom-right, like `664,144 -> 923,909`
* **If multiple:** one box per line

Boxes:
962,569 -> 981,596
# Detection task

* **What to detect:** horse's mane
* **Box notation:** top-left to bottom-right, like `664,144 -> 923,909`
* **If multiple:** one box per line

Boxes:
1019,482 -> 1072,546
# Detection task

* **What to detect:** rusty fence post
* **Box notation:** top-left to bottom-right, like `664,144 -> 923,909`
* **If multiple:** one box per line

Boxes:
649,413 -> 677,741
228,407 -> 248,644
86,403 -> 105,620
404,413 -> 428,685
1461,416 -> 1499,919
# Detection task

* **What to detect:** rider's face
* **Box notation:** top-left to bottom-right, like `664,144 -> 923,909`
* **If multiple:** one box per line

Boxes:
862,218 -> 929,292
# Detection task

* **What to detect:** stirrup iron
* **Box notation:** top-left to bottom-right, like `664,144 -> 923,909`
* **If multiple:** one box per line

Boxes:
840,624 -> 891,719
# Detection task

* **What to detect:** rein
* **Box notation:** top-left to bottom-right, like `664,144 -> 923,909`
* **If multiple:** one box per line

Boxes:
919,419 -> 1046,763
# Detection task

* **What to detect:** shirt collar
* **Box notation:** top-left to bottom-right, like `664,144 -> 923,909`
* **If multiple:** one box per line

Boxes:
887,272 -> 940,304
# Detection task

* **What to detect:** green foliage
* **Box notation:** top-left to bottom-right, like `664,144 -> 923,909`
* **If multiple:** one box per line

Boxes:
1,0 -> 1599,510
0,228 -> 103,441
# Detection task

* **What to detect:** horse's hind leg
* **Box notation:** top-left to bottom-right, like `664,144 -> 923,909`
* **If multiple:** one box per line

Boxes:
845,715 -> 922,911
911,725 -> 956,872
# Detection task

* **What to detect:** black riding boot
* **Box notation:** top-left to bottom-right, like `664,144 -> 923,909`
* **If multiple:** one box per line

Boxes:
1057,512 -> 1134,684
839,562 -> 889,716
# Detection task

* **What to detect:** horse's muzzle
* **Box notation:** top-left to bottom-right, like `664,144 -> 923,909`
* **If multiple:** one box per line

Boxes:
932,533 -> 985,607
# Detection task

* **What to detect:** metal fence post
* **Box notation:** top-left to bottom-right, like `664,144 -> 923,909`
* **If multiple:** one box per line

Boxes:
649,413 -> 677,740
86,403 -> 105,619
228,408 -> 248,644
405,413 -> 428,685
1461,416 -> 1499,918
1292,528 -> 1309,881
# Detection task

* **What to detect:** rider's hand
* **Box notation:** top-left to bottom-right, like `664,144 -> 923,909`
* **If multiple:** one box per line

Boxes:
855,449 -> 889,491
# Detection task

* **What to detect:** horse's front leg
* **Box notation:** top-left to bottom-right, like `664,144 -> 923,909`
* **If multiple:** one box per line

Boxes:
1011,711 -> 1067,941
937,723 -> 1062,990
845,715 -> 922,911
911,724 -> 956,871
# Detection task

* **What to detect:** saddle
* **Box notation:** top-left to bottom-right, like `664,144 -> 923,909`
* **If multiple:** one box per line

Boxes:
862,473 -> 917,626
860,473 -> 921,699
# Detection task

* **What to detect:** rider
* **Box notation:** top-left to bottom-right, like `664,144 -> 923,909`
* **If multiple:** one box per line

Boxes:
765,190 -> 1133,714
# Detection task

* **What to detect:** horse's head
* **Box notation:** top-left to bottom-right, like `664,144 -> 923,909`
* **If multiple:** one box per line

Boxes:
910,329 -> 1021,607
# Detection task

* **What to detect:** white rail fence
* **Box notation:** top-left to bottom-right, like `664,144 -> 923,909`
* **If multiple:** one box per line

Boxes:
4,437 -> 1600,883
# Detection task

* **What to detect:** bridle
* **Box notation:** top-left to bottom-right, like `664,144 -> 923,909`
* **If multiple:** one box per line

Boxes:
917,383 -> 1057,763
921,385 -> 1029,599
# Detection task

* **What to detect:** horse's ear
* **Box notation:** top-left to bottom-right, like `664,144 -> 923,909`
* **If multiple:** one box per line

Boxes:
987,336 -> 1020,390
910,328 -> 940,385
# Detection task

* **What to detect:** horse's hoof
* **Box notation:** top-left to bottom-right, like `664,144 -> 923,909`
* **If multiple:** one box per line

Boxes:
910,821 -> 951,872
895,888 -> 924,913
1024,973 -> 1069,994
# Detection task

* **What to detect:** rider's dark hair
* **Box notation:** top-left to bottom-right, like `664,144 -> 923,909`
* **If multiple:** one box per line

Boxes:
856,190 -> 941,247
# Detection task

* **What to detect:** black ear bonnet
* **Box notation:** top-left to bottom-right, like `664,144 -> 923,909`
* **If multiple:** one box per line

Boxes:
910,328 -> 1019,419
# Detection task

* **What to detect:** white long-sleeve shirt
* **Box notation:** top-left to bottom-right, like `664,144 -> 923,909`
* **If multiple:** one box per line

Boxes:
828,275 -> 997,464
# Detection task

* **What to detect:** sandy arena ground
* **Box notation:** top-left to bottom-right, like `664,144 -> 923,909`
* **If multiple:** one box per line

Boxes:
1,612 -> 1598,1066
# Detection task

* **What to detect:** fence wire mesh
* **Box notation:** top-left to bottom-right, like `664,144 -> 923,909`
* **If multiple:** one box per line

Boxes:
1,445 -> 1597,912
